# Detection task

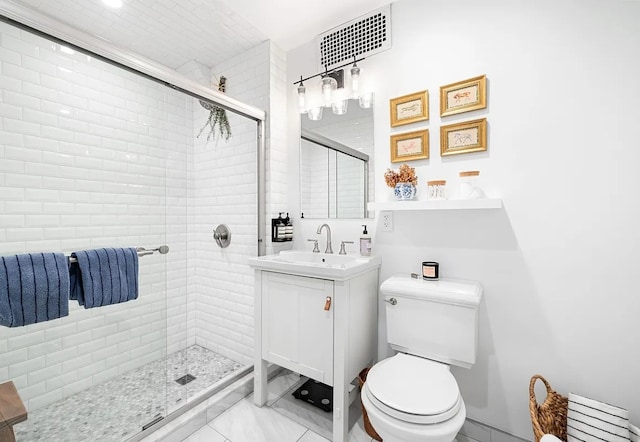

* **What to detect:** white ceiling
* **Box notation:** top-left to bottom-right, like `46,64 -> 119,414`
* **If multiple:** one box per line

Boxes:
11,0 -> 392,70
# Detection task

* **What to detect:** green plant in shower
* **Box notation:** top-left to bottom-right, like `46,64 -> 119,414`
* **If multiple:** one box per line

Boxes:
198,75 -> 231,142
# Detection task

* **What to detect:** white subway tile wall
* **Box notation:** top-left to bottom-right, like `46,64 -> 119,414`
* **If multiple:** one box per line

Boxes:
190,40 -> 285,365
0,19 -> 284,413
0,20 -> 188,411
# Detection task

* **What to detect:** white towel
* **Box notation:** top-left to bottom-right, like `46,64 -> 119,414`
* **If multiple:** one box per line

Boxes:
630,423 -> 640,442
567,393 -> 630,441
541,435 -> 563,442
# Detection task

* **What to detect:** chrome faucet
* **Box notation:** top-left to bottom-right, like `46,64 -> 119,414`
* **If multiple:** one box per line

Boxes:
316,223 -> 333,254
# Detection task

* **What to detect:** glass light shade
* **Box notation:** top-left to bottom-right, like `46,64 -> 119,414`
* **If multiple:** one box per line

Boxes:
307,107 -> 323,121
332,88 -> 349,115
359,92 -> 375,109
306,87 -> 323,112
320,76 -> 337,107
297,84 -> 307,113
350,64 -> 361,99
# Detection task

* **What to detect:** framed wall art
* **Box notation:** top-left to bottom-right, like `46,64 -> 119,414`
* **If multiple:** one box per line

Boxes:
390,129 -> 429,162
390,90 -> 429,127
440,118 -> 487,156
439,75 -> 486,117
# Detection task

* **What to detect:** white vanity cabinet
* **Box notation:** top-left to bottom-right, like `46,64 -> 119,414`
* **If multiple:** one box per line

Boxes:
261,272 -> 334,384
249,254 -> 380,442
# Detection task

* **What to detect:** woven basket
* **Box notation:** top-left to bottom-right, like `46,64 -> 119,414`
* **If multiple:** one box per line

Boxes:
529,374 -> 568,442
358,367 -> 383,442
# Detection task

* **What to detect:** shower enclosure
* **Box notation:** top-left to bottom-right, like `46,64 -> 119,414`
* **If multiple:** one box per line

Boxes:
0,8 -> 265,441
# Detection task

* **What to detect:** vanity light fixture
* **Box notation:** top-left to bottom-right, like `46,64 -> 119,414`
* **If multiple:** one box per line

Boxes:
320,73 -> 338,107
294,56 -> 368,119
297,76 -> 307,113
350,59 -> 361,98
307,107 -> 323,121
331,88 -> 349,115
359,92 -> 375,109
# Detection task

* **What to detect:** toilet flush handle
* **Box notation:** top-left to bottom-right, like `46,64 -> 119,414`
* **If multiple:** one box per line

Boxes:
385,297 -> 397,305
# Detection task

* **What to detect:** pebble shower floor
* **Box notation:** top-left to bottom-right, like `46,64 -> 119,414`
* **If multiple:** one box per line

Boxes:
13,345 -> 242,441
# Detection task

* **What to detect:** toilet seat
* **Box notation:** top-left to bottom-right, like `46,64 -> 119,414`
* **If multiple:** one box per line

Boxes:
365,353 -> 461,424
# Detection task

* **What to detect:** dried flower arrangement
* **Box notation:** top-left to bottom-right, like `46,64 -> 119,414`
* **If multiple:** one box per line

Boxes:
198,75 -> 231,142
384,163 -> 418,187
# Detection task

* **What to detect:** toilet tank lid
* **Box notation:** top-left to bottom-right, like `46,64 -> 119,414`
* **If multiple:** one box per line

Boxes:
380,275 -> 483,307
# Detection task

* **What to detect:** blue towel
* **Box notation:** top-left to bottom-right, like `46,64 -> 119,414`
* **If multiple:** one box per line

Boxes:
0,252 -> 70,327
69,248 -> 139,309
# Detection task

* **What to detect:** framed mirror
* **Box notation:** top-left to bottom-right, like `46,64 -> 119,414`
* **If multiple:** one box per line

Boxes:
300,98 -> 374,219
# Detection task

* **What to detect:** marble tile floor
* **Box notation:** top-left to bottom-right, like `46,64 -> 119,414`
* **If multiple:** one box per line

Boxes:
181,370 -> 377,442
176,369 -> 490,442
14,345 -> 243,442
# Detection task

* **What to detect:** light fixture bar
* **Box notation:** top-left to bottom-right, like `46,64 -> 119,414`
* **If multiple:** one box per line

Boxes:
293,56 -> 365,86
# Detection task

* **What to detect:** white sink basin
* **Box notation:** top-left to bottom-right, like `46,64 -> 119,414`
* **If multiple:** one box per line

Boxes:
248,250 -> 381,280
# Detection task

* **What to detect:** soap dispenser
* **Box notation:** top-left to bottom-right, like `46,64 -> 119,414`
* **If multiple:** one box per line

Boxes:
360,225 -> 371,256
284,212 -> 293,241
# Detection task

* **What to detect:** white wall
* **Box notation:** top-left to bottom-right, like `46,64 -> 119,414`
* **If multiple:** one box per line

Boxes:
287,0 -> 640,438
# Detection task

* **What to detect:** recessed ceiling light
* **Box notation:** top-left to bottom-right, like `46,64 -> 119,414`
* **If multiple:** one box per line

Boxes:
102,0 -> 123,8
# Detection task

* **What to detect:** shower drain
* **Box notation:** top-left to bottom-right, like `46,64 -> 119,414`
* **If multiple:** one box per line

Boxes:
174,374 -> 196,385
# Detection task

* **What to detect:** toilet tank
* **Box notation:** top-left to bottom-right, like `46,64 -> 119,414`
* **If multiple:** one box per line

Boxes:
380,275 -> 483,369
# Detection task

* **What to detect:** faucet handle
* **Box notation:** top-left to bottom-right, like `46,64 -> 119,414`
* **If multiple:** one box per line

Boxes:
307,239 -> 320,253
338,241 -> 354,255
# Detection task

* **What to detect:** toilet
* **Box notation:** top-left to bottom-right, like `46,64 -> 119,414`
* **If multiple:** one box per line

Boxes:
360,275 -> 482,442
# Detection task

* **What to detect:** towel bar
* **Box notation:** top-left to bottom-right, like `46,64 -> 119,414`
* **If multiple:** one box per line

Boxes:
68,245 -> 169,264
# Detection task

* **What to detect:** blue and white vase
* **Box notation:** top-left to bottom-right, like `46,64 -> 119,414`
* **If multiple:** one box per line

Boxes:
394,182 -> 416,200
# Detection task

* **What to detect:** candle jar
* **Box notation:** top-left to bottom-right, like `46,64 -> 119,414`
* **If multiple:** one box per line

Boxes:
422,261 -> 439,280
427,180 -> 447,200
459,171 -> 483,199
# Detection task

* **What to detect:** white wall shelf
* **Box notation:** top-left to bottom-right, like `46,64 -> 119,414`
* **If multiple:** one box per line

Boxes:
368,198 -> 503,211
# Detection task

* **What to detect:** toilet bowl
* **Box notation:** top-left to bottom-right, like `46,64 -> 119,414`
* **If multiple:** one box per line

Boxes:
360,353 -> 466,442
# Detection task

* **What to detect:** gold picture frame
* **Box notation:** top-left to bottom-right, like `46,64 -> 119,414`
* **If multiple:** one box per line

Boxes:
440,75 -> 486,117
390,90 -> 429,127
440,118 -> 487,156
390,129 -> 429,162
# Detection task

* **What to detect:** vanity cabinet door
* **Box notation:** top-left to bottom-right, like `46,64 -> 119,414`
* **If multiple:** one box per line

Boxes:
261,272 -> 334,385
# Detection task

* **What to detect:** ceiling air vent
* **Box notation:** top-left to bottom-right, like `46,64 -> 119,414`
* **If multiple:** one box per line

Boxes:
317,4 -> 391,70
